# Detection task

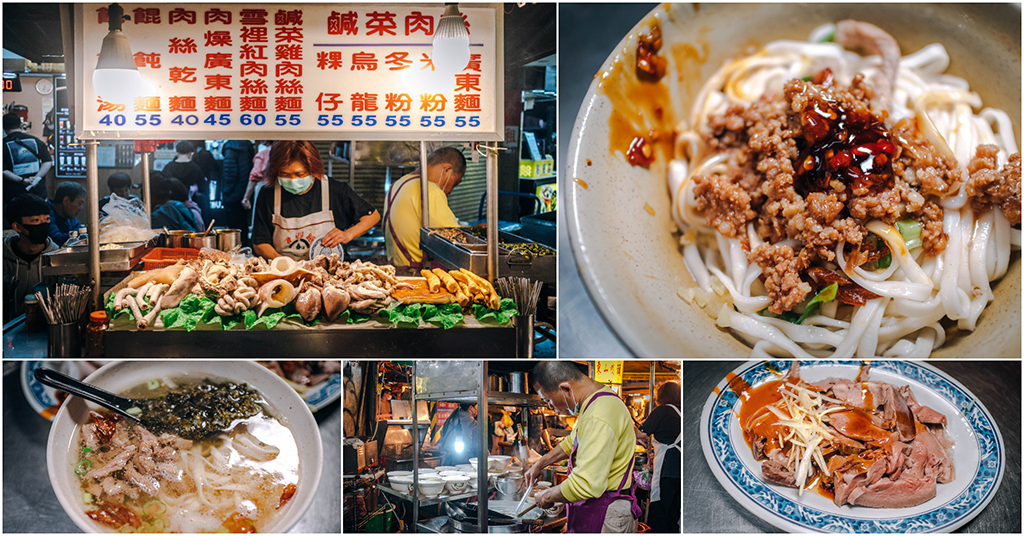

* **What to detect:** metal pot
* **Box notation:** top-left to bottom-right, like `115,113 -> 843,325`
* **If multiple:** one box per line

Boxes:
186,232 -> 217,250
495,474 -> 523,501
215,228 -> 241,252
452,517 -> 529,533
488,374 -> 506,392
164,230 -> 192,248
508,372 -> 528,394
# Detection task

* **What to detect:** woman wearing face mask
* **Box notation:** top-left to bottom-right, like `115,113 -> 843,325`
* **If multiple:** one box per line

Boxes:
251,141 -> 380,261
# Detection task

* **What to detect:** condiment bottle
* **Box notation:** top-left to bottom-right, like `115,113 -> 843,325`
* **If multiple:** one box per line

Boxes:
84,310 -> 108,358
24,294 -> 42,332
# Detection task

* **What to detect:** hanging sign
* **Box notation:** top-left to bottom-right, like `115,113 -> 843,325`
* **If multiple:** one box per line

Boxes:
594,361 -> 623,385
75,3 -> 503,141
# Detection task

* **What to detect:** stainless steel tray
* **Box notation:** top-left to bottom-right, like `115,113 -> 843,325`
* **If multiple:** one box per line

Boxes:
420,228 -> 555,285
43,241 -> 150,266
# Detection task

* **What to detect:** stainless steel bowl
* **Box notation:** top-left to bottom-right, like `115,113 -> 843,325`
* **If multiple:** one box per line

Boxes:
164,230 -> 192,248
186,232 -> 217,250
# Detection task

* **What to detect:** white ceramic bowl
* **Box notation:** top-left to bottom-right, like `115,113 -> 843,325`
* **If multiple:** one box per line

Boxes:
390,475 -> 414,494
438,470 -> 465,478
487,471 -> 503,486
443,475 -> 471,494
564,3 -> 1022,357
434,465 -> 459,472
456,464 -> 475,473
417,478 -> 446,498
489,455 -> 511,472
532,481 -> 552,497
45,361 -> 323,533
388,470 -> 413,480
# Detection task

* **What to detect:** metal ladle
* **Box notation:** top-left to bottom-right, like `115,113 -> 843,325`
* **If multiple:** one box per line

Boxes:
443,500 -> 468,521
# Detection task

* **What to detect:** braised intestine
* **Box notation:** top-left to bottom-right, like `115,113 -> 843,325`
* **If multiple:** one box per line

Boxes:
670,20 -> 1021,357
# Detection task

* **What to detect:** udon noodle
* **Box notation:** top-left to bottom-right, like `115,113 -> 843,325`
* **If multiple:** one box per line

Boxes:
670,21 -> 1020,357
76,378 -> 299,533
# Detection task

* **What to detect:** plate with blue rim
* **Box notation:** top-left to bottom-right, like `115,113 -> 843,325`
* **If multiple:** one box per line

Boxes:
700,360 -> 1004,533
21,361 -> 106,421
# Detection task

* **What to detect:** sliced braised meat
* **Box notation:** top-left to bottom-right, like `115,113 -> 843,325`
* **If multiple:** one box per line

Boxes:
913,427 -> 955,483
897,385 -> 947,426
826,408 -> 895,443
762,461 -> 798,488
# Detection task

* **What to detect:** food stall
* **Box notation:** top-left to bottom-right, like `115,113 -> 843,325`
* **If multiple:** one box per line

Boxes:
344,360 -> 681,532
6,2 -> 529,357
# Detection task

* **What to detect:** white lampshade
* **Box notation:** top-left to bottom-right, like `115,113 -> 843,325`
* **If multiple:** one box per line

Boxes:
93,68 -> 143,105
431,4 -> 470,76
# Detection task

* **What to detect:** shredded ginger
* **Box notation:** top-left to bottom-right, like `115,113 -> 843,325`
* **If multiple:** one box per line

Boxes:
765,383 -> 845,494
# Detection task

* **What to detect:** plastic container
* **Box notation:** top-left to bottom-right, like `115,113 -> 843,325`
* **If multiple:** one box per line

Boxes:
84,310 -> 108,358
141,247 -> 201,270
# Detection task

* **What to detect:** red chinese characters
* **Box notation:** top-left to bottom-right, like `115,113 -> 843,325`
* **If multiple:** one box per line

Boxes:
350,93 -> 378,112
133,97 -> 160,112
238,9 -> 268,26
204,53 -> 232,69
168,96 -> 197,112
275,10 -> 302,26
328,11 -> 358,36
405,12 -> 434,36
366,11 -> 397,36
454,94 -> 481,112
315,92 -> 344,112
204,74 -> 232,91
240,79 -> 268,95
317,51 -> 343,70
133,52 -> 161,69
351,52 -> 377,71
204,31 -> 232,47
420,94 -> 446,112
168,67 -> 197,83
239,45 -> 268,60
240,97 -> 267,112
385,52 -> 413,71
204,96 -> 231,111
168,8 -> 196,25
205,9 -> 232,25
385,93 -> 412,112
168,37 -> 197,54
132,8 -> 160,24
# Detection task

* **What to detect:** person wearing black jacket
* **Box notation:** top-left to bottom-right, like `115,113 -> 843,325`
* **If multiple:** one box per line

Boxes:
162,140 -> 208,222
3,113 -> 51,209
220,140 -> 255,243
636,381 -> 681,533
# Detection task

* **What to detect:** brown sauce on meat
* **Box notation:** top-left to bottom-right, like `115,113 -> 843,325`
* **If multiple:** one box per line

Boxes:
860,382 -> 874,409
793,69 -> 897,196
737,379 -> 789,453
827,408 -> 891,443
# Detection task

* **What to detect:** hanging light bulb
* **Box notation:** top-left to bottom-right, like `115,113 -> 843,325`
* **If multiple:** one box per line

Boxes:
93,3 -> 144,105
431,3 -> 470,76
453,436 -> 465,454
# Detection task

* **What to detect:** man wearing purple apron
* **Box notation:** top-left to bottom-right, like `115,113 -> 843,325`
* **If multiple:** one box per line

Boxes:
382,146 -> 466,273
525,362 -> 642,533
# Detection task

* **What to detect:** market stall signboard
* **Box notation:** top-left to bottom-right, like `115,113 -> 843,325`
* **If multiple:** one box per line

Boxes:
74,3 -> 503,141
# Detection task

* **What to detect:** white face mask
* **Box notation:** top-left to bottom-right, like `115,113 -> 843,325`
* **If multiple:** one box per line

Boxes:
561,387 -> 579,416
279,175 -> 313,195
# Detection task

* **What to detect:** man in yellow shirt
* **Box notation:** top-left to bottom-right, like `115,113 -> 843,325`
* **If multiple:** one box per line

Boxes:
383,146 -> 466,272
524,362 -> 642,533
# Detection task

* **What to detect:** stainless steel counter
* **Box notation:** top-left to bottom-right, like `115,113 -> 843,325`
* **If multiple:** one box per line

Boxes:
1,366 -> 342,533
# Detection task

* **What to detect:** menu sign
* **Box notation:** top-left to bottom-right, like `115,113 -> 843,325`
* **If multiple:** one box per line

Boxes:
75,3 -> 503,141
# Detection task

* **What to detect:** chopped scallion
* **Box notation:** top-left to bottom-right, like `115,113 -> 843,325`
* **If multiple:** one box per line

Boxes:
795,282 -> 839,325
126,407 -> 142,416
152,518 -> 166,532
895,219 -> 923,250
75,459 -> 92,475
822,30 -> 836,43
147,379 -> 160,390
82,447 -> 92,454
878,253 -> 892,269
143,498 -> 168,516
83,492 -> 93,504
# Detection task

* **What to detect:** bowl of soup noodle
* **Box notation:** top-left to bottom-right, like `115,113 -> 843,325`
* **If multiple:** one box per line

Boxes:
46,361 -> 323,533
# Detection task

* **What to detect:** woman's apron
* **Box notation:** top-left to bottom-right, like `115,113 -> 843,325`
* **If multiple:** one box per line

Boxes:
384,173 -> 444,270
565,391 -> 643,533
271,178 -> 335,260
650,404 -> 681,502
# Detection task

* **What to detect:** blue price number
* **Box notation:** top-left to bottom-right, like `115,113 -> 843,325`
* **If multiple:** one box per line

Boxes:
386,115 -> 411,127
98,114 -> 126,126
204,114 -> 231,126
317,114 -> 344,127
351,115 -> 377,127
240,114 -> 266,126
275,114 -> 301,126
134,114 -> 160,126
170,114 -> 199,126
421,116 -> 446,127
454,116 -> 480,128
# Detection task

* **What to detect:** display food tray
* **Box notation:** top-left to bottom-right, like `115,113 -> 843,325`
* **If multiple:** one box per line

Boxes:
420,228 -> 556,285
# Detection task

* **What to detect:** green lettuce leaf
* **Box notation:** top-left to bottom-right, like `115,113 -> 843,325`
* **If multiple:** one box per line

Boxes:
339,310 -> 371,324
379,303 -> 424,328
421,303 -> 465,330
243,308 -> 287,330
473,298 -> 519,325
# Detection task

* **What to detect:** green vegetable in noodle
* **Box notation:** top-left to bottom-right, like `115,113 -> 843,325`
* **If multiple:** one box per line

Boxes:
75,459 -> 92,475
137,382 -> 263,441
758,283 -> 838,325
147,379 -> 160,390
151,518 -> 166,532
896,219 -> 923,250
82,447 -> 92,454
143,498 -> 167,516
84,492 -> 93,504
126,407 -> 142,416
